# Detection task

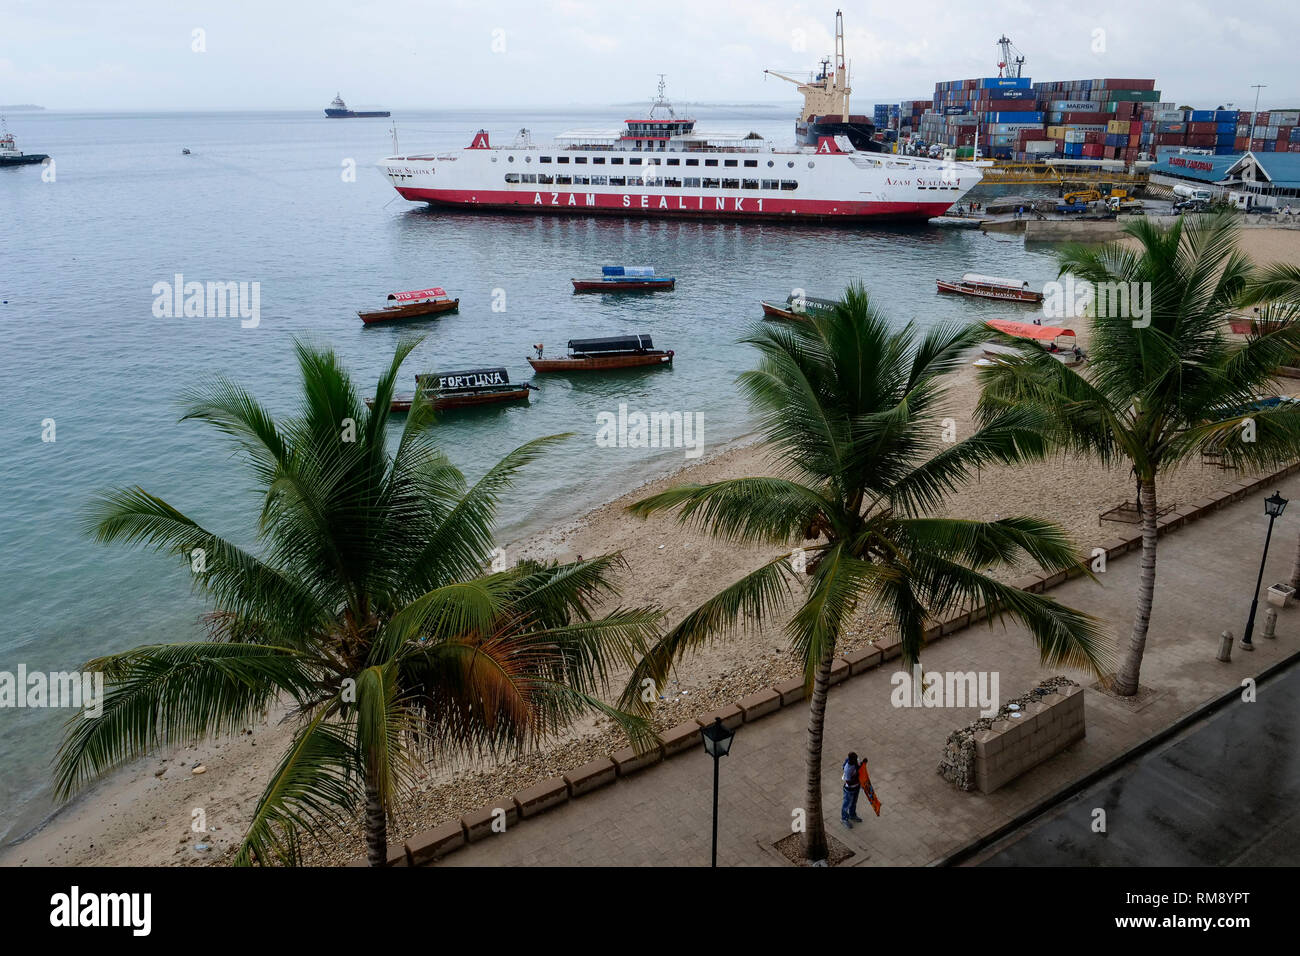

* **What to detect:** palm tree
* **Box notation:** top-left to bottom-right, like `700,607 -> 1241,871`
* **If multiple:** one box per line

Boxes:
979,214 -> 1300,697
59,340 -> 662,866
1241,262 -> 1300,589
623,285 -> 1112,863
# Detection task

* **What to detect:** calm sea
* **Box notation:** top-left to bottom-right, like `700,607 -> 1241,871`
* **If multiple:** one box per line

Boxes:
0,106 -> 1063,843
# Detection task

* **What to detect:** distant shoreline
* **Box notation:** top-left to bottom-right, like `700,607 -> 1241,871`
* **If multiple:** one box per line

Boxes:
0,105 -> 45,111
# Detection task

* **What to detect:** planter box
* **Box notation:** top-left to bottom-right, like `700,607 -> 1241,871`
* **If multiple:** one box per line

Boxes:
972,686 -> 1086,793
1266,583 -> 1296,608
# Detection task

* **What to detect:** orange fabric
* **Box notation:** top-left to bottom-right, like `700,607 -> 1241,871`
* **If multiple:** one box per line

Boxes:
858,765 -> 882,816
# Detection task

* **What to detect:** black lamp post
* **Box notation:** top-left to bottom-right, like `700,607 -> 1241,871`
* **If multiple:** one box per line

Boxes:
1242,491 -> 1288,648
700,717 -> 735,867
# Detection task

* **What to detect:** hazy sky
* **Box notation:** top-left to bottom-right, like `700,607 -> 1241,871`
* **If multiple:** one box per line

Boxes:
3,0 -> 1298,111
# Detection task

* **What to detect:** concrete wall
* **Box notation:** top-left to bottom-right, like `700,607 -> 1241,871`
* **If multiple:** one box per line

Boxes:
972,684 -> 1085,793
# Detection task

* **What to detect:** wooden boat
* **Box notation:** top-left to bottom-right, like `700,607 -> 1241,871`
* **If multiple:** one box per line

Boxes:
528,334 -> 673,372
571,265 -> 674,293
937,273 -> 1043,303
365,367 -> 532,412
761,293 -> 838,321
984,319 -> 1085,366
358,287 -> 460,325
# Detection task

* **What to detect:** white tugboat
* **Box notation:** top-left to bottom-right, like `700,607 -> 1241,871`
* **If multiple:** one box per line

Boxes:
379,77 -> 981,223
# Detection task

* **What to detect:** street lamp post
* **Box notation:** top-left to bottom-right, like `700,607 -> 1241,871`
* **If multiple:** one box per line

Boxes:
700,717 -> 736,867
1242,491 -> 1288,648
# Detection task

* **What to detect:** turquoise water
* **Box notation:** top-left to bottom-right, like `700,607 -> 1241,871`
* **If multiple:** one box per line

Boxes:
0,107 -> 1063,843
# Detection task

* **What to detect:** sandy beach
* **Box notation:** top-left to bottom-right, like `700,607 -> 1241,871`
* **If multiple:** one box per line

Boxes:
6,226 -> 1298,868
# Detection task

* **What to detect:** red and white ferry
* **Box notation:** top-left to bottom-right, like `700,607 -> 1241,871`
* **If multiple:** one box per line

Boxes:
380,80 -> 983,223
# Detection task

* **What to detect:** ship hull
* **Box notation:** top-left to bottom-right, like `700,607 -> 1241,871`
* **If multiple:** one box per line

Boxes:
796,117 -> 883,152
326,110 -> 391,118
0,154 -> 48,166
396,187 -> 960,223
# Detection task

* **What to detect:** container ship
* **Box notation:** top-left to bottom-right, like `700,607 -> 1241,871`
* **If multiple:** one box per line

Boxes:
379,79 -> 982,222
764,10 -> 884,152
325,93 -> 390,118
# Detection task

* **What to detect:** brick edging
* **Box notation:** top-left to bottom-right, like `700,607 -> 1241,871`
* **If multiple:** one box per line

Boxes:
367,459 -> 1300,866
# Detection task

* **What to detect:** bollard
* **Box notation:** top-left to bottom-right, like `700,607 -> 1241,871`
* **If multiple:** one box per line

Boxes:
1217,630 -> 1234,662
1263,607 -> 1278,640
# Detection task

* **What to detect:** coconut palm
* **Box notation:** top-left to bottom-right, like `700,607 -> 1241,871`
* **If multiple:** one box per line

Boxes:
624,285 -> 1112,863
979,214 -> 1300,697
58,340 -> 662,866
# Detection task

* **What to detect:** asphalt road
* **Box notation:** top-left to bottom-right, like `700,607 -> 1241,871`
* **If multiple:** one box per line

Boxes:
975,657 -> 1300,866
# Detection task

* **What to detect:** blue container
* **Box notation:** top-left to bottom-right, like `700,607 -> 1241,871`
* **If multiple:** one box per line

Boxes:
1214,146 -> 1235,155
979,77 -> 1032,89
990,111 -> 1043,123
995,88 -> 1036,101
1190,110 -> 1214,122
1263,141 -> 1276,151
1216,122 -> 1237,135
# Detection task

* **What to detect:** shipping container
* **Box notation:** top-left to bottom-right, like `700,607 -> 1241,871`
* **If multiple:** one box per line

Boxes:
978,77 -> 1032,89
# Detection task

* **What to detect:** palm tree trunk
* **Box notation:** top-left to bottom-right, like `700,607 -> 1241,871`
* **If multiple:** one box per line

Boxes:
364,781 -> 388,867
801,641 -> 835,863
1114,477 -> 1158,696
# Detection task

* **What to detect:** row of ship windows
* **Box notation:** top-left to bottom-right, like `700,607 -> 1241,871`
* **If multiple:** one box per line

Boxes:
496,155 -> 816,170
504,174 -> 799,190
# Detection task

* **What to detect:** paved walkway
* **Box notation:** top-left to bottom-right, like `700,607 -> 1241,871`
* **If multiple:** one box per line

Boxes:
442,477 -> 1300,866
972,656 -> 1300,866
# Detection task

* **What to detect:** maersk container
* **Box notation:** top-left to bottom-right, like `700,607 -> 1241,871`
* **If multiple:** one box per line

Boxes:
1050,100 -> 1095,111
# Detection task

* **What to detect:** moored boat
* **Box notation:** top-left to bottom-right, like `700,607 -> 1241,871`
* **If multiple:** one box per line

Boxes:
366,367 -> 532,412
761,292 -> 839,321
528,334 -> 673,372
937,273 -> 1043,303
358,287 -> 459,325
572,265 -> 675,292
984,319 -> 1085,365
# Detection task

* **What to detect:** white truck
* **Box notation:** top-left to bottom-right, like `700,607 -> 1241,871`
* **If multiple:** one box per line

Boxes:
1172,184 -> 1213,201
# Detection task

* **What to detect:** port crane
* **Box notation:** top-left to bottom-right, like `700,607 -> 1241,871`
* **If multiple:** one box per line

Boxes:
996,34 -> 1025,78
764,9 -> 851,122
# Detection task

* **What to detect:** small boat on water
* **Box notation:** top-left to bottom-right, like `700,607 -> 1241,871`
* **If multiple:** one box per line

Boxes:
984,319 -> 1085,366
0,131 -> 47,167
761,292 -> 838,321
528,334 -> 673,372
572,266 -> 675,293
366,367 -> 532,412
358,287 -> 460,325
937,273 -> 1043,303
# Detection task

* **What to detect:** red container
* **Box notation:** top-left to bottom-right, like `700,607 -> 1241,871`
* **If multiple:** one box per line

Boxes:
1235,137 -> 1251,150
1059,111 -> 1108,124
1128,131 -> 1142,146
1081,143 -> 1104,157
1188,122 -> 1217,134
1186,134 -> 1215,147
1084,131 -> 1105,144
1251,139 -> 1267,150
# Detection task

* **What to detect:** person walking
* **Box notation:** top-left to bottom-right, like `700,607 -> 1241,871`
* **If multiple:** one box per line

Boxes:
841,752 -> 863,827
858,757 -> 882,817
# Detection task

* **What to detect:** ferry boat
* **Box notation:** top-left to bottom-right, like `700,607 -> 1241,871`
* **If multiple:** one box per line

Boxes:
528,335 -> 673,372
368,367 -> 531,412
764,11 -> 882,152
0,131 -> 47,167
572,266 -> 675,293
379,79 -> 982,223
358,287 -> 459,324
937,273 -> 1043,303
325,93 -> 390,119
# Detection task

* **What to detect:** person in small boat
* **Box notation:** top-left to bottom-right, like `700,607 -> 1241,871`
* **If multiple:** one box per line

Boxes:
534,343 -> 544,360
